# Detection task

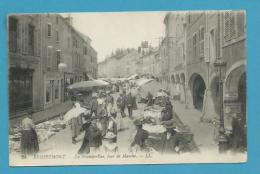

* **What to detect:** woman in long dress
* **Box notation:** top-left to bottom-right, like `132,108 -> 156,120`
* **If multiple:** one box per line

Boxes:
20,112 -> 39,156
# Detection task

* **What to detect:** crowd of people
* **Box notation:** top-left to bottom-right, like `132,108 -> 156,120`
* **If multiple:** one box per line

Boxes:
19,80 -> 179,157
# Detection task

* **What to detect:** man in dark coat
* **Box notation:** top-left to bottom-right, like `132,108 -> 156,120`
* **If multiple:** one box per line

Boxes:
116,93 -> 126,117
78,117 -> 102,154
161,121 -> 179,154
231,113 -> 246,152
131,119 -> 149,150
126,92 -> 135,119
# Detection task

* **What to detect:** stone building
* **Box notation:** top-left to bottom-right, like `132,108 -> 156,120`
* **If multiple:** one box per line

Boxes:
162,12 -> 187,103
161,11 -> 246,131
8,15 -> 42,117
221,11 -> 246,130
8,14 -> 98,117
137,49 -> 160,78
98,49 -> 141,78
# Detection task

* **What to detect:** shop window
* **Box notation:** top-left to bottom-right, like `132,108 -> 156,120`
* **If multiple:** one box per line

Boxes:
46,81 -> 51,103
55,80 -> 59,99
9,68 -> 33,114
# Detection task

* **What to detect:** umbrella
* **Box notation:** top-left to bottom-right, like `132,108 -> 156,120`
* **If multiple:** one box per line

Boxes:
67,79 -> 109,91
63,103 -> 88,122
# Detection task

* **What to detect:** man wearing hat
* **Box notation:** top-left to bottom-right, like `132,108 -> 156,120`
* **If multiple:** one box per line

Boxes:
126,92 -> 135,119
78,116 -> 102,154
161,121 -> 180,154
116,93 -> 126,118
130,119 -> 149,151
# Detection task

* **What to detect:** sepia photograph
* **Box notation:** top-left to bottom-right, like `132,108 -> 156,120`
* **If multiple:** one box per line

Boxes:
8,10 -> 247,166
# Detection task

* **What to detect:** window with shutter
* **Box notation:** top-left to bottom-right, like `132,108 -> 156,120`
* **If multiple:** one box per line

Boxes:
24,24 -> 28,54
224,11 -> 239,42
28,24 -> 34,55
230,14 -> 236,38
47,46 -> 52,69
237,12 -> 245,37
56,50 -> 61,68
199,27 -> 205,57
56,30 -> 59,42
8,17 -> 18,52
47,23 -> 52,37
224,12 -> 231,41
193,34 -> 197,59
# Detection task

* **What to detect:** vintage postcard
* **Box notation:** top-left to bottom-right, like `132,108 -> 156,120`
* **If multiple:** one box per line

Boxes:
8,10 -> 247,166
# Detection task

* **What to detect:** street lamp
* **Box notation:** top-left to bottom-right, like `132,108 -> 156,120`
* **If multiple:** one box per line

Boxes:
58,63 -> 67,102
214,58 -> 227,153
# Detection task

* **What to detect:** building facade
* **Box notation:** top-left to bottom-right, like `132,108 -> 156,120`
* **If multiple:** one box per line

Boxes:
160,11 -> 246,131
8,14 -> 98,117
98,49 -> 141,78
137,49 -> 160,78
8,15 -> 43,117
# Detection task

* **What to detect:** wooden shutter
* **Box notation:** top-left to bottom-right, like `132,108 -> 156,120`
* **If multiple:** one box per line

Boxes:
230,13 -> 236,39
204,32 -> 210,62
224,12 -> 230,41
237,11 -> 245,37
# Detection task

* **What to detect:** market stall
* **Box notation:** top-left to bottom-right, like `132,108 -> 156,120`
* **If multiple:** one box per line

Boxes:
9,116 -> 67,153
140,104 -> 199,154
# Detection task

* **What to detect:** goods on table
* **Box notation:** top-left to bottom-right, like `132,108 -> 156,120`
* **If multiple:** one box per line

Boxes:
9,117 -> 67,153
143,105 -> 164,124
143,124 -> 166,134
141,104 -> 199,153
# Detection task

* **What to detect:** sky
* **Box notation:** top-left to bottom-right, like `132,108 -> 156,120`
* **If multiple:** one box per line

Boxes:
62,12 -> 167,62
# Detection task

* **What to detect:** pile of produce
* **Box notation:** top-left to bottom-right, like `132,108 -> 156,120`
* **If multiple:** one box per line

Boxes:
9,117 -> 67,153
143,105 -> 164,124
140,103 -> 199,153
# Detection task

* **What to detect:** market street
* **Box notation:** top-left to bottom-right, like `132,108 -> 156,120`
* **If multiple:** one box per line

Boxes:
8,12 -> 247,165
10,91 -> 217,157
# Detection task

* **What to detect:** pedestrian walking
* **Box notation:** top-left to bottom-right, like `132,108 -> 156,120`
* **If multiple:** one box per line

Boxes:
116,93 -> 126,117
126,92 -> 135,119
20,111 -> 39,157
78,116 -> 102,154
